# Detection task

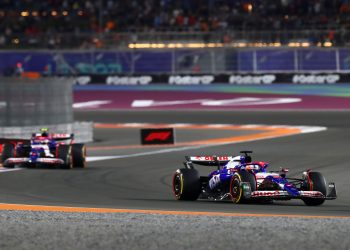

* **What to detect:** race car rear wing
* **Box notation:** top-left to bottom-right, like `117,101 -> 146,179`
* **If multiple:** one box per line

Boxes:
184,156 -> 234,169
51,133 -> 74,141
31,133 -> 74,141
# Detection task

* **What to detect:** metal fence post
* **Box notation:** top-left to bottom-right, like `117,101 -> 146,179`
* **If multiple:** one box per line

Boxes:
253,50 -> 257,73
294,49 -> 299,72
172,49 -> 175,74
336,48 -> 340,72
211,50 -> 216,74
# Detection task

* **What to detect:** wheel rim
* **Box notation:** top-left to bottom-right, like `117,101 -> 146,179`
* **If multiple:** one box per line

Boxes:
82,146 -> 87,167
173,174 -> 182,198
231,178 -> 240,199
67,150 -> 73,169
230,176 -> 242,203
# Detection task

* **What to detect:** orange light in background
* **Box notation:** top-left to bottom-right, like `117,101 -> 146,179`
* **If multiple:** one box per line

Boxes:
247,4 -> 253,12
78,10 -> 84,16
323,42 -> 333,47
12,38 -> 20,44
51,10 -> 58,16
243,3 -> 253,13
128,42 -> 293,49
62,11 -> 68,16
21,11 -> 30,17
32,11 -> 39,17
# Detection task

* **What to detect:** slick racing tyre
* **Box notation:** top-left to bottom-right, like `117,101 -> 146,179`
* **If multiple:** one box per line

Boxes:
72,144 -> 86,168
1,143 -> 15,168
57,145 -> 73,169
172,168 -> 201,201
302,172 -> 327,206
230,171 -> 256,204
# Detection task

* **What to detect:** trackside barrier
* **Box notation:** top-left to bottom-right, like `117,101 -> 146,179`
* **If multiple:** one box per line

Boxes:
2,48 -> 350,75
0,77 -> 93,143
73,73 -> 350,85
0,122 -> 93,143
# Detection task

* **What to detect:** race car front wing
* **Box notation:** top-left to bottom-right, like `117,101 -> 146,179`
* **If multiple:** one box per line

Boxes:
241,182 -> 337,200
4,157 -> 65,165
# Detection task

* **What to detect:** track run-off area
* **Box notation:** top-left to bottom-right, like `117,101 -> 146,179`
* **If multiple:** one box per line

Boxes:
1,85 -> 350,249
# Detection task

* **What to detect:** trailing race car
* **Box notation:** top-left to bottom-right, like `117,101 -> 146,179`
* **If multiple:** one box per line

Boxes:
1,129 -> 86,169
172,151 -> 337,206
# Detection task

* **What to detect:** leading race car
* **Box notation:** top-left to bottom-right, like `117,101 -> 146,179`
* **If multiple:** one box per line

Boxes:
172,151 -> 337,206
1,128 -> 86,169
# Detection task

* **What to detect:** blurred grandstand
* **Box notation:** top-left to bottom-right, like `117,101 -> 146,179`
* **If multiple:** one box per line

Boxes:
1,0 -> 350,77
0,0 -> 349,49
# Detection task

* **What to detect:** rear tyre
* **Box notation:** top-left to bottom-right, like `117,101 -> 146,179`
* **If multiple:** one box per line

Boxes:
72,144 -> 86,168
57,145 -> 73,169
172,168 -> 201,201
302,172 -> 327,206
230,171 -> 256,204
1,143 -> 15,168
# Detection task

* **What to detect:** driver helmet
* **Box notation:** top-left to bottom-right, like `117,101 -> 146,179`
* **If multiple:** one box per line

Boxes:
40,127 -> 49,137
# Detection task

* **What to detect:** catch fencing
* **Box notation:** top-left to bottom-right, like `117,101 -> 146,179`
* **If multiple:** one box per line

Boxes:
1,48 -> 350,76
0,77 -> 93,142
0,77 -> 73,126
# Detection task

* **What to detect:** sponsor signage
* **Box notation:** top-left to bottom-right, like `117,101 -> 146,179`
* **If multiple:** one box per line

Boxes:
73,73 -> 350,85
140,128 -> 175,145
229,74 -> 276,84
251,191 -> 284,197
190,156 -> 233,161
292,74 -> 340,84
106,76 -> 152,85
168,75 -> 214,85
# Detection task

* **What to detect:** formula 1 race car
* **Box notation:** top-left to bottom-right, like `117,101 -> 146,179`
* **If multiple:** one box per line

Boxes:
172,151 -> 337,206
1,130 -> 86,169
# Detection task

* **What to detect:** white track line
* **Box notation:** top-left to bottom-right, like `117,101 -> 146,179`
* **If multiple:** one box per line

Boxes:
0,168 -> 23,173
86,124 -> 327,162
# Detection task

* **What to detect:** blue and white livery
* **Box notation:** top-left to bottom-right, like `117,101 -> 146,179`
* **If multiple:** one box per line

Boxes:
172,151 -> 337,206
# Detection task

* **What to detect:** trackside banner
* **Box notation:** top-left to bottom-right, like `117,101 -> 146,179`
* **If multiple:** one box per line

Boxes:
73,73 -> 350,85
140,128 -> 175,145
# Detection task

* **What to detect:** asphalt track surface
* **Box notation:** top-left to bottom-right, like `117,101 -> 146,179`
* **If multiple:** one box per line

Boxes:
1,110 -> 349,214
1,110 -> 350,249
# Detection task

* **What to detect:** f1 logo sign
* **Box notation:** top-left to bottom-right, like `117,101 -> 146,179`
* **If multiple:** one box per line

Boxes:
145,132 -> 171,142
141,128 -> 175,145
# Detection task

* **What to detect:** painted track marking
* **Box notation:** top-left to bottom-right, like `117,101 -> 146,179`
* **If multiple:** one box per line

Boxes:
86,123 -> 326,161
0,168 -> 22,173
0,203 -> 348,219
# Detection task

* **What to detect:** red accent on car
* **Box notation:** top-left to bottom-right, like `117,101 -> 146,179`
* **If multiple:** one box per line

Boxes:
55,145 -> 59,158
307,171 -> 313,191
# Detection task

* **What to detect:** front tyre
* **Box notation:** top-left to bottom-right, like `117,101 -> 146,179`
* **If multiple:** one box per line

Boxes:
1,143 -> 15,168
172,168 -> 201,201
72,144 -> 86,168
57,145 -> 73,169
230,171 -> 256,204
302,171 -> 327,206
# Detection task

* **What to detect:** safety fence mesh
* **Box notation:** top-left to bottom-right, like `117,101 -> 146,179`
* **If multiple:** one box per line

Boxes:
0,77 -> 73,126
